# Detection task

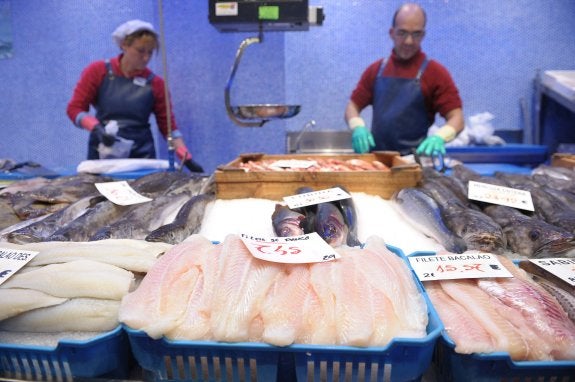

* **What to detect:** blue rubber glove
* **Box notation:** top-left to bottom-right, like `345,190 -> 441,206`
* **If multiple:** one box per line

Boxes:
416,135 -> 446,156
352,126 -> 375,154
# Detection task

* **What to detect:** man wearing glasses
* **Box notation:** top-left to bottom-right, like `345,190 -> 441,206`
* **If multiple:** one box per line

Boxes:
345,3 -> 464,157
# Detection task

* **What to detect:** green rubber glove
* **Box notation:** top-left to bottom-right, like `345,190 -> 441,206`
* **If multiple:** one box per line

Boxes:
352,126 -> 375,154
416,135 -> 446,156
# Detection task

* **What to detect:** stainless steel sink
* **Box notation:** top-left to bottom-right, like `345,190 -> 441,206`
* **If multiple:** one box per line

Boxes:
286,130 -> 353,154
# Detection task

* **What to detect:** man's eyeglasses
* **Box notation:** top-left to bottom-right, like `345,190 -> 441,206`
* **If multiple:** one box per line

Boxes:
395,29 -> 425,40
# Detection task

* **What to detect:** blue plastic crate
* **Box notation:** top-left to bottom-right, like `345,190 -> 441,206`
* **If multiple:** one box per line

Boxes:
124,245 -> 441,382
434,334 -> 575,382
125,328 -> 282,382
0,326 -> 132,381
407,251 -> 575,381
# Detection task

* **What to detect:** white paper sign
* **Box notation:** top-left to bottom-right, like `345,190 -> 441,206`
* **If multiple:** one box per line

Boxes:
529,258 -> 575,286
408,252 -> 513,281
240,232 -> 340,264
468,181 -> 534,211
284,187 -> 352,209
0,247 -> 39,286
270,159 -> 317,170
95,181 -> 152,206
215,2 -> 238,16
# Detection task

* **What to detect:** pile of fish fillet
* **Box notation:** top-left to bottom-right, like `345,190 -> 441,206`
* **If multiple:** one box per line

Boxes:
0,239 -> 171,336
119,234 -> 429,347
425,254 -> 575,361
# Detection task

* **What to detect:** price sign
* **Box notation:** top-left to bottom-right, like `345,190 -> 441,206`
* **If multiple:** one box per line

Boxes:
408,252 -> 513,281
95,181 -> 152,206
529,258 -> 575,286
468,181 -> 534,211
0,247 -> 38,286
240,232 -> 340,264
270,159 -> 317,170
283,187 -> 351,210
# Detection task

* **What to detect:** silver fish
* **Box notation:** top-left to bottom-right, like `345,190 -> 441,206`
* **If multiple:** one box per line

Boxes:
145,192 -> 216,244
315,201 -> 348,247
90,191 -> 193,241
6,195 -> 105,244
393,188 -> 467,254
333,185 -> 361,247
271,204 -> 305,237
484,204 -> 575,258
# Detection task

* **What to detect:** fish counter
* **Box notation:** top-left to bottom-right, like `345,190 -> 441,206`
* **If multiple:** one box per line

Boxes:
1,156 -> 575,381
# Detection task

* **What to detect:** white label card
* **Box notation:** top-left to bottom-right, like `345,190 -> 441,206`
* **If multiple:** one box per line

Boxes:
529,258 -> 575,286
408,252 -> 513,281
215,2 -> 238,16
468,181 -> 534,211
0,247 -> 39,286
240,232 -> 340,264
270,159 -> 317,170
284,187 -> 352,209
95,181 -> 152,206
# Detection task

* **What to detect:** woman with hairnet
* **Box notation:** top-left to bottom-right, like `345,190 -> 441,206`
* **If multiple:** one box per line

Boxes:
67,19 -> 204,172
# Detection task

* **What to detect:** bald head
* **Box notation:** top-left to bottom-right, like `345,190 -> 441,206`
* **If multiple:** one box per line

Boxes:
392,3 -> 427,28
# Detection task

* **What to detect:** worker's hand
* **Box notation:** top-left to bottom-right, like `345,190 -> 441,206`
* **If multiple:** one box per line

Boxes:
92,124 -> 116,147
352,126 -> 375,154
183,158 -> 204,173
416,135 -> 446,156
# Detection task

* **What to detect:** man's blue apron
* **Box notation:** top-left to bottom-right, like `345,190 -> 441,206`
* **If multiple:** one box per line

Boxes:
88,60 -> 156,159
371,57 -> 432,155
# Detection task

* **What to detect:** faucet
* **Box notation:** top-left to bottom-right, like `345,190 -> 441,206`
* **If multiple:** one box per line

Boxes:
292,120 -> 317,153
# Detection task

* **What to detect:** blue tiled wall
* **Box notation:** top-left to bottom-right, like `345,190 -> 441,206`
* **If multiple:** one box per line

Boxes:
0,0 -> 573,173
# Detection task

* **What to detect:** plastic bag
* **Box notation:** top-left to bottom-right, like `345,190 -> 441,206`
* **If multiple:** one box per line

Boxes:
97,121 -> 134,159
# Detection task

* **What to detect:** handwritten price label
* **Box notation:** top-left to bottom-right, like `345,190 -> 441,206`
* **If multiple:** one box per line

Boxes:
0,247 -> 39,286
284,187 -> 351,209
529,258 -> 575,286
270,159 -> 317,170
95,181 -> 152,206
240,232 -> 340,264
468,181 -> 534,211
408,252 -> 513,281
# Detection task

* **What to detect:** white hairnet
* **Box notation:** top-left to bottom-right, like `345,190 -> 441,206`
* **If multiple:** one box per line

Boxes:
112,19 -> 157,47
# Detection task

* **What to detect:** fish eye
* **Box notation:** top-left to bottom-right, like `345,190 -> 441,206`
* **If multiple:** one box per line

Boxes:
528,230 -> 540,241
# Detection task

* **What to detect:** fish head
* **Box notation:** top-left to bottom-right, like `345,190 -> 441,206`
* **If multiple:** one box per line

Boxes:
502,218 -> 575,258
315,203 -> 348,247
271,204 -> 305,237
454,211 -> 507,254
145,225 -> 180,244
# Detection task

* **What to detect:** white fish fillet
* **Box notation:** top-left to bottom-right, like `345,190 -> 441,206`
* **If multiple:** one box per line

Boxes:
210,234 -> 283,342
119,234 -> 214,339
0,289 -> 68,321
0,298 -> 119,332
2,259 -> 135,300
11,239 -> 171,273
260,264 -> 309,346
424,281 -> 496,354
166,239 -> 224,340
358,236 -> 428,337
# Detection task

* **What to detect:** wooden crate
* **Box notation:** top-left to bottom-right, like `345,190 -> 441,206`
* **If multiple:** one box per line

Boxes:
214,151 -> 422,200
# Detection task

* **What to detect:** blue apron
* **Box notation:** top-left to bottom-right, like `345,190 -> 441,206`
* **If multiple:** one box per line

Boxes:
371,57 -> 432,155
88,60 -> 156,159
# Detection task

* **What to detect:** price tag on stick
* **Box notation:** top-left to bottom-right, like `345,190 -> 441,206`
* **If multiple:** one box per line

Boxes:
408,252 -> 513,281
529,258 -> 575,286
0,247 -> 39,286
240,232 -> 340,264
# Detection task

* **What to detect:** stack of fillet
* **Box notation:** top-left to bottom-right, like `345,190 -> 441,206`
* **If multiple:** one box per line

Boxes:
0,240 -> 171,333
120,234 -> 429,347
425,254 -> 575,361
